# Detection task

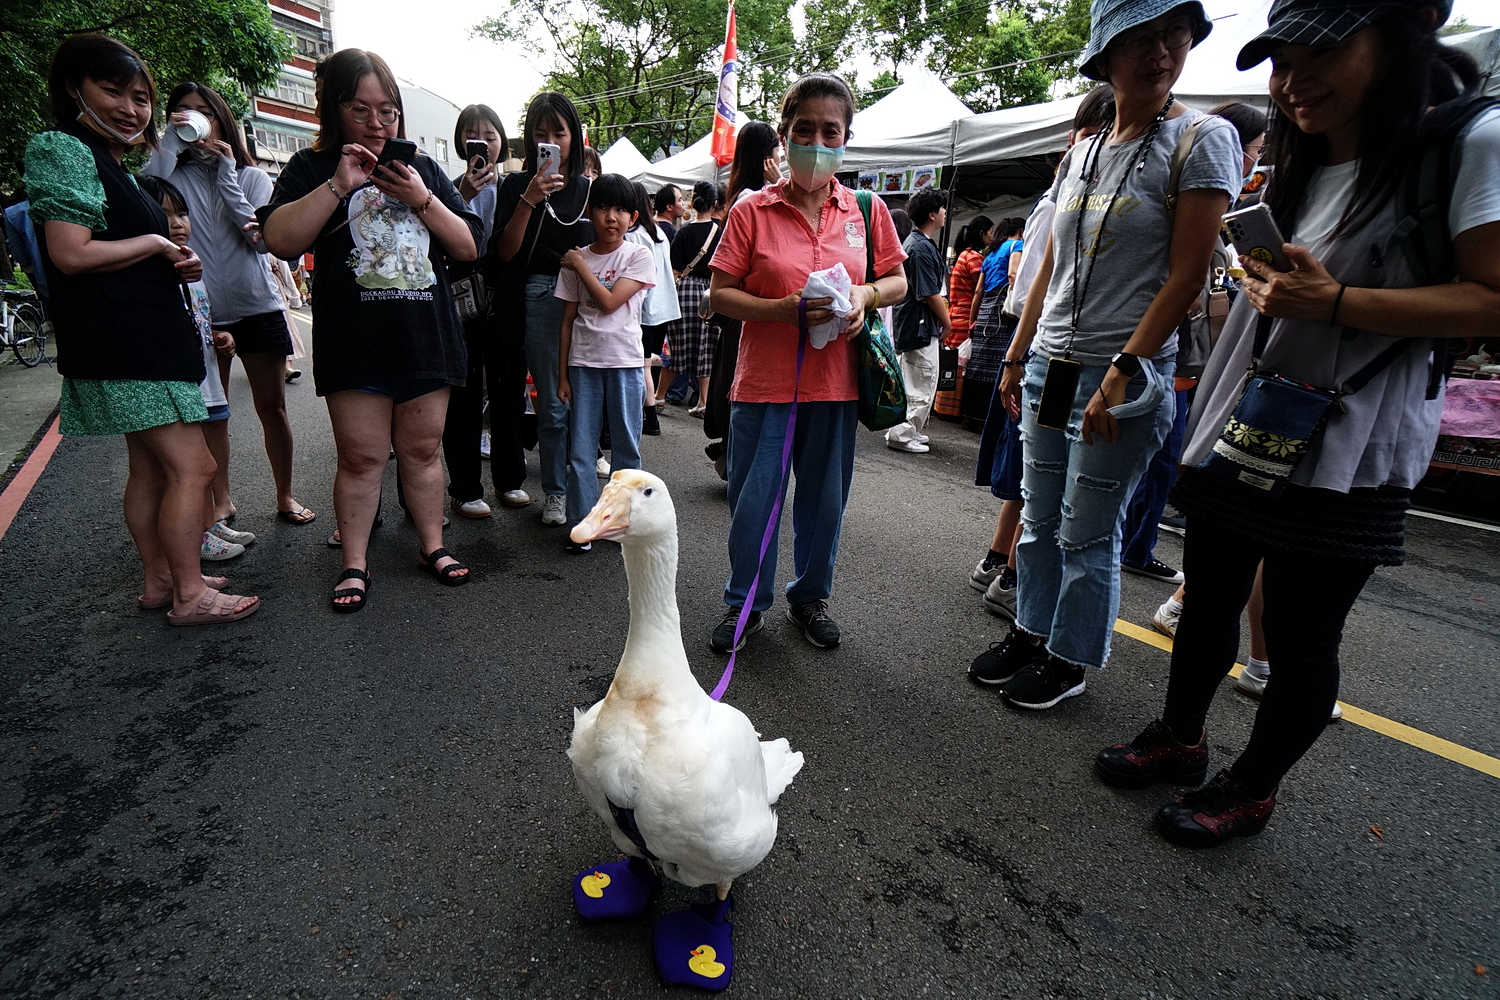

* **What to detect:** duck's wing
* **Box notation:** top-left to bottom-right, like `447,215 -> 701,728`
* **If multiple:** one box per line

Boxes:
568,701 -> 650,859
759,737 -> 805,805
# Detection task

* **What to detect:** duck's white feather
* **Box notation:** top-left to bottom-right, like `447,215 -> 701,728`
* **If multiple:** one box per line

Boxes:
567,472 -> 804,888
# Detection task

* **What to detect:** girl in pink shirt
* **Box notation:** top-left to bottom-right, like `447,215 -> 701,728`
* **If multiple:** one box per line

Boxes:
705,73 -> 908,654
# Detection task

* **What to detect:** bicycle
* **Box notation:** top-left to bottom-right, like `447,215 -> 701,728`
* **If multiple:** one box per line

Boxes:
1,283 -> 47,368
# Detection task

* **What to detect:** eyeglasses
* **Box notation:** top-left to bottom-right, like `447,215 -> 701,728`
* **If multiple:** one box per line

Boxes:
1116,21 -> 1195,59
342,103 -> 401,125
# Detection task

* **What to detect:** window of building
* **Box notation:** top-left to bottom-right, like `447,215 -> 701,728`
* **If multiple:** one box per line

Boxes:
275,76 -> 317,108
434,138 -> 448,162
273,12 -> 333,59
255,126 -> 313,155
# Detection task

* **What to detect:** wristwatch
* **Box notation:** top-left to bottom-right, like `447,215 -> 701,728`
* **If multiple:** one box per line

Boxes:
1110,352 -> 1143,378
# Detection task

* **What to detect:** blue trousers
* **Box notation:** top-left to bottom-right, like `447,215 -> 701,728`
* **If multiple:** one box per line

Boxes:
724,400 -> 857,612
1121,388 -> 1189,567
522,274 -> 568,497
1015,353 -> 1175,668
566,366 -> 644,527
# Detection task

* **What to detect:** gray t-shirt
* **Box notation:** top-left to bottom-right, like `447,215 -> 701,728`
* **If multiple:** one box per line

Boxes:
1035,112 -> 1243,365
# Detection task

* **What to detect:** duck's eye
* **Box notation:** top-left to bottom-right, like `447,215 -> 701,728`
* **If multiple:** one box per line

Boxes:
643,488 -> 653,497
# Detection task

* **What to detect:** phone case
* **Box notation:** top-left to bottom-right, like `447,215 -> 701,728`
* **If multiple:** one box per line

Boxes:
1037,357 -> 1083,430
1221,205 -> 1293,272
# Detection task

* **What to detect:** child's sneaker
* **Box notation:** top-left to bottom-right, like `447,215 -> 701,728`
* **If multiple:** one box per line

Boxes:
201,531 -> 245,562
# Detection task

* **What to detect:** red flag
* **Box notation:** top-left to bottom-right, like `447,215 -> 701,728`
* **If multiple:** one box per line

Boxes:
710,3 -> 739,167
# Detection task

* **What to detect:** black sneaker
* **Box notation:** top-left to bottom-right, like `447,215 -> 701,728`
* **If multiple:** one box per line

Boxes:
1002,655 -> 1087,709
967,625 -> 1046,686
1157,513 -> 1186,536
1155,769 -> 1276,848
642,406 -> 661,436
1095,719 -> 1209,790
564,540 -> 592,554
1121,558 -> 1184,583
787,600 -> 840,648
710,607 -> 763,653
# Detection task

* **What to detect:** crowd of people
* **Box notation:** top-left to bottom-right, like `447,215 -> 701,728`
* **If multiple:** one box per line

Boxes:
18,0 -> 1498,847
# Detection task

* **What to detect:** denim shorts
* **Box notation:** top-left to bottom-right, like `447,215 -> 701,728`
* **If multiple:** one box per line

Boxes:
353,379 -> 450,405
204,403 -> 231,422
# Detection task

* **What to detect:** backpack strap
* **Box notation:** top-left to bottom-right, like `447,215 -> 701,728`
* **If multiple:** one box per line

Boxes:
1164,115 -> 1207,220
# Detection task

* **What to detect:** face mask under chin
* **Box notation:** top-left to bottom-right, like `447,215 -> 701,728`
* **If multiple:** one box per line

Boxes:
75,98 -> 147,145
786,140 -> 844,191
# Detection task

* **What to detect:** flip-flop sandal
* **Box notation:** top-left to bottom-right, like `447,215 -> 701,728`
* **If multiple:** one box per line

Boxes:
418,547 -> 470,587
166,590 -> 260,626
139,575 -> 229,609
331,567 -> 371,613
326,515 -> 384,549
276,505 -> 317,525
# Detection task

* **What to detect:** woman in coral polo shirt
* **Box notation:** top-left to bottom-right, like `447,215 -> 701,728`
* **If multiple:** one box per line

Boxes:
706,72 -> 908,654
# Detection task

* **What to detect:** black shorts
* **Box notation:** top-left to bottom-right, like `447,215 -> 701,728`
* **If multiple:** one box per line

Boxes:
641,322 -> 668,358
222,310 -> 292,356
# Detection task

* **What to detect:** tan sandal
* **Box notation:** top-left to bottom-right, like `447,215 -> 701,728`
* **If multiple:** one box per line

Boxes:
139,575 -> 229,610
166,589 -> 260,626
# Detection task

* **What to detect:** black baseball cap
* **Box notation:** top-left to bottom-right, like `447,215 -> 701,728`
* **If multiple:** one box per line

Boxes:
1236,0 -> 1453,70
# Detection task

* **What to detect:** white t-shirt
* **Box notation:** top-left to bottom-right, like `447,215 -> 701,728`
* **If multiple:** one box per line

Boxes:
185,280 -> 227,408
625,226 -> 682,326
554,242 -> 657,368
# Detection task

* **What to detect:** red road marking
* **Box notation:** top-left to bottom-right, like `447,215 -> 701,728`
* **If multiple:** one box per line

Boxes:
0,415 -> 63,543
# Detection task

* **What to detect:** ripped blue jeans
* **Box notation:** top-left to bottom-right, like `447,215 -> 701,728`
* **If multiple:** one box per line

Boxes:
1015,352 -> 1175,668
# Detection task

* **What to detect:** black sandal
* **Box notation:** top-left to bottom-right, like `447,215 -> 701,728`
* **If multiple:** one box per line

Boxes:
418,547 -> 470,587
331,567 -> 371,613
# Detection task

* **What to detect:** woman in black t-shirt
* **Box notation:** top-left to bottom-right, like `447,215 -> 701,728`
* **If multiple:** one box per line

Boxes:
489,92 -> 594,528
260,48 -> 481,611
656,180 -> 725,414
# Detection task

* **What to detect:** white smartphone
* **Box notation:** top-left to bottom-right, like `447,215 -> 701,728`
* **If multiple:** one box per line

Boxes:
536,141 -> 562,179
1221,203 -> 1294,272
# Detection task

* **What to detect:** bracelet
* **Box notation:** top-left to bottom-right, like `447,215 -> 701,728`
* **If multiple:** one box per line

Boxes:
415,194 -> 434,216
521,195 -> 539,209
1330,283 -> 1348,327
866,282 -> 880,310
325,178 -> 343,201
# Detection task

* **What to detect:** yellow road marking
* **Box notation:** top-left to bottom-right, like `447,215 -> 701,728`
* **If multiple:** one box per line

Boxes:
1113,618 -> 1500,780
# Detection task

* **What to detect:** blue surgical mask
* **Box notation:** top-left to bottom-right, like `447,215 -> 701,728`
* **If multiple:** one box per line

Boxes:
786,141 -> 844,191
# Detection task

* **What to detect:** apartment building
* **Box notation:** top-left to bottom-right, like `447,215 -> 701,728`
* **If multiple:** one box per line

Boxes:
245,0 -> 334,175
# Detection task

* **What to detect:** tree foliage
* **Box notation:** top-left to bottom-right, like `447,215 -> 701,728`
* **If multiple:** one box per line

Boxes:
475,0 -> 858,158
0,0 -> 289,193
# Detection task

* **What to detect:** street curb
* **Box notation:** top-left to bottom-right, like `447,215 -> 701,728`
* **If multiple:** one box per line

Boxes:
0,411 -> 61,543
0,404 -> 60,496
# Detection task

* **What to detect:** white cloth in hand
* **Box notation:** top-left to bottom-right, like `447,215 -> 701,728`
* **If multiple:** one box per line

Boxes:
802,262 -> 854,349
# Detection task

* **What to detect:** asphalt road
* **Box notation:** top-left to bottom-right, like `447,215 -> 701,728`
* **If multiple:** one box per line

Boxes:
2,346 -> 1497,999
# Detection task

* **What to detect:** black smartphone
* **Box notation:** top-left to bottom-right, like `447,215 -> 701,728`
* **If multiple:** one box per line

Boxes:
1036,357 -> 1083,430
465,139 -> 489,167
376,138 -> 418,170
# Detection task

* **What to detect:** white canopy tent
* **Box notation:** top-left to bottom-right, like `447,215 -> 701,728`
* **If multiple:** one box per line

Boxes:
636,112 -> 748,190
843,70 -> 974,171
599,135 -> 652,177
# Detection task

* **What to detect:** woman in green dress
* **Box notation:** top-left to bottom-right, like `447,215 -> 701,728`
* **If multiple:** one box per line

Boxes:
24,34 -> 259,624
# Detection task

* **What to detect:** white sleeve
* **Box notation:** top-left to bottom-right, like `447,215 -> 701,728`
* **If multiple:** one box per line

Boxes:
1451,109 -> 1500,236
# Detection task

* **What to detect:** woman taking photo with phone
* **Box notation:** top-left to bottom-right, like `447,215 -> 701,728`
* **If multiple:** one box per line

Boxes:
443,104 -> 531,516
25,34 -> 258,624
974,0 -> 1243,708
490,92 -> 594,528
141,81 -> 313,528
1095,0 -> 1500,847
706,74 -> 908,653
259,48 -> 481,611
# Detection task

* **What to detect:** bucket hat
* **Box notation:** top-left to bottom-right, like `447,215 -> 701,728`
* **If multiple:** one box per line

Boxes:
1236,0 -> 1453,70
1079,0 -> 1214,80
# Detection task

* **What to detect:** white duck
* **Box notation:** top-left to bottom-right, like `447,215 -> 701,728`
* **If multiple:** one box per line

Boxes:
567,470 -> 804,899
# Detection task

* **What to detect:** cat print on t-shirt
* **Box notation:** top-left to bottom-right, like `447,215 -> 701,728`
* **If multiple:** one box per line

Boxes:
346,187 -> 435,295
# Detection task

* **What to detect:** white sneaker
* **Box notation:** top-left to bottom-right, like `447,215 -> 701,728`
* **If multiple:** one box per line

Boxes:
596,455 -> 611,478
541,494 -> 567,525
454,497 -> 492,518
887,439 -> 930,453
915,432 -> 930,444
209,521 -> 256,546
970,557 -> 1005,593
499,488 -> 531,508
1235,668 -> 1343,720
200,531 -> 245,561
1152,599 -> 1181,639
479,428 -> 491,459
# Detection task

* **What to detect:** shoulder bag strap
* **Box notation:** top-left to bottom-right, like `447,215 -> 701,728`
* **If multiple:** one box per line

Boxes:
679,221 -> 720,278
856,190 -> 875,286
1164,115 -> 1207,221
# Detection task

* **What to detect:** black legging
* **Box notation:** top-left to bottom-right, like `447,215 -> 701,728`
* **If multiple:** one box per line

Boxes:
444,315 -> 528,501
1162,515 -> 1374,799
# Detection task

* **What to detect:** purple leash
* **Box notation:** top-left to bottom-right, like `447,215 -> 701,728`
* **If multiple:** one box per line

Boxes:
709,299 -> 810,702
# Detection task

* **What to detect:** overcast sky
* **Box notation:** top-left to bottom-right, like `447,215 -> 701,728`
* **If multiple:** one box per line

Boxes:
334,0 -> 1497,134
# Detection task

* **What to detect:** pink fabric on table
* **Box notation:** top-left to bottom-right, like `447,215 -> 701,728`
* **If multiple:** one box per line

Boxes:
709,178 -> 906,404
1439,378 -> 1500,440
